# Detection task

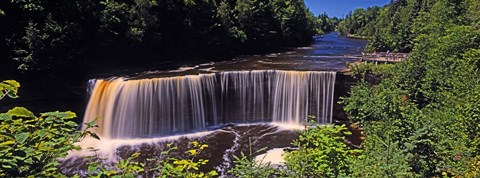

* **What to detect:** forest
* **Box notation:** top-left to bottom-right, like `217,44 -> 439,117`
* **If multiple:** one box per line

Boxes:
340,0 -> 480,177
1,0 -> 480,177
0,0 -> 337,74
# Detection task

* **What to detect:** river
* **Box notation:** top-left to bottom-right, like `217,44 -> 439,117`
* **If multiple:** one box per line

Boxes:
59,32 -> 367,176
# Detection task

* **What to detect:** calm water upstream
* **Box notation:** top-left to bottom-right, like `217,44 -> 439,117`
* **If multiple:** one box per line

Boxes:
130,32 -> 367,78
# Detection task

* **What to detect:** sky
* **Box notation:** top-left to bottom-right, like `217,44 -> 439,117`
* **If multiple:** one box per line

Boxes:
304,0 -> 390,18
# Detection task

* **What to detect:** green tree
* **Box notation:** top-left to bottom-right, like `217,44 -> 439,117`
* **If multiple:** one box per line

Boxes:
342,0 -> 480,176
350,127 -> 416,177
284,124 -> 360,177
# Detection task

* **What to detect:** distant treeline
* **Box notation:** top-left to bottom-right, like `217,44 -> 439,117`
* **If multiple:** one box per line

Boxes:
0,0 -> 338,73
338,0 -> 479,53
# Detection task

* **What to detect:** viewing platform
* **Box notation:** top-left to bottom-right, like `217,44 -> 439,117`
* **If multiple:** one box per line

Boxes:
361,52 -> 409,63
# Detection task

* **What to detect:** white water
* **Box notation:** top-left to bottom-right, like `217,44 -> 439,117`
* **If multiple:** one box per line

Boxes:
83,70 -> 336,139
255,148 -> 286,165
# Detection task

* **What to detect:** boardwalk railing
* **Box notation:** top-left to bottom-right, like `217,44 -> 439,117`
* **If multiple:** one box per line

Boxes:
362,52 -> 409,63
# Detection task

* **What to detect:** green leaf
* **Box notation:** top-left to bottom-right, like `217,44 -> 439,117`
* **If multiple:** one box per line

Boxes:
132,165 -> 144,172
88,164 -> 98,173
186,149 -> 197,156
24,158 -> 33,164
7,107 -> 35,118
200,144 -> 208,150
0,113 -> 12,121
2,80 -> 20,88
0,80 -> 20,98
41,111 -> 76,119
208,170 -> 219,176
84,119 -> 99,128
0,140 -> 15,146
90,133 -> 100,140
65,121 -> 78,127
124,173 -> 134,178
1,164 -> 12,169
119,159 -> 127,168
130,152 -> 141,159
15,132 -> 29,144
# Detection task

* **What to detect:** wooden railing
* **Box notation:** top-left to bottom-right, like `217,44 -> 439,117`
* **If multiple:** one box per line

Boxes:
361,52 -> 409,63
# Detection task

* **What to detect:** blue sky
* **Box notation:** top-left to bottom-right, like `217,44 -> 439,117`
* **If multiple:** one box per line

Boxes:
304,0 -> 390,18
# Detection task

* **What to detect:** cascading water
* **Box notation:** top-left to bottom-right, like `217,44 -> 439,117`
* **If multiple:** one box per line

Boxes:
83,70 -> 336,139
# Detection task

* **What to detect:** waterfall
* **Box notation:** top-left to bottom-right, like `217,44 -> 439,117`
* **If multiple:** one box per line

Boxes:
83,70 -> 336,139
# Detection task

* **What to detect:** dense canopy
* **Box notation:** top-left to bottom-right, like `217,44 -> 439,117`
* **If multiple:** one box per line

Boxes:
341,0 -> 480,176
0,0 -> 337,73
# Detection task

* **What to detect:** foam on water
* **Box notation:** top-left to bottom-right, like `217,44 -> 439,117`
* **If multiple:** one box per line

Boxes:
64,130 -> 214,161
255,148 -> 286,165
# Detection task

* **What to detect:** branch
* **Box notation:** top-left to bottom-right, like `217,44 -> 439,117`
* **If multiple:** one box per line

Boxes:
0,89 -> 10,100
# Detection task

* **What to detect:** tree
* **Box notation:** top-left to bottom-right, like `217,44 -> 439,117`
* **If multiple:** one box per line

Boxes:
342,0 -> 480,176
284,124 -> 360,177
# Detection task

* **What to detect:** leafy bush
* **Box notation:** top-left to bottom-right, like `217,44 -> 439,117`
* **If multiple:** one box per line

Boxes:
84,141 -> 217,178
159,141 -> 218,178
0,80 -> 91,177
84,147 -> 145,178
284,124 -> 360,177
349,62 -> 395,80
350,123 -> 417,177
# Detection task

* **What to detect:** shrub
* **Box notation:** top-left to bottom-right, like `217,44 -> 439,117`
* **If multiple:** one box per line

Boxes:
284,124 -> 360,177
0,80 -> 90,177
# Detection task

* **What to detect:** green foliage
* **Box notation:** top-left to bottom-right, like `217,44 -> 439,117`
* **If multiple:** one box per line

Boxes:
0,80 -> 20,100
339,0 -> 440,52
0,80 -> 93,177
85,148 -> 145,178
9,0 -> 45,11
84,141 -> 217,178
229,138 -> 277,178
465,156 -> 480,177
163,141 -> 218,178
229,151 -> 276,178
315,13 -> 340,34
1,0 -> 320,71
99,0 -> 158,43
349,62 -> 396,80
284,124 -> 360,177
342,0 -> 480,177
341,79 -> 409,124
350,127 -> 416,177
337,6 -> 381,38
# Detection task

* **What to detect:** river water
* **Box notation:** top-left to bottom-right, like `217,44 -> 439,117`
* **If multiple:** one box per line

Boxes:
61,32 -> 367,176
129,32 -> 366,78
82,32 -> 366,138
